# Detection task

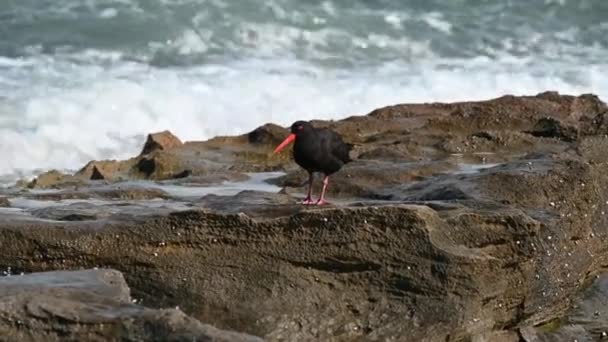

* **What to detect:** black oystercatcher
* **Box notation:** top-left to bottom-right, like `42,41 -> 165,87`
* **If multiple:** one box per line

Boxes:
274,121 -> 352,205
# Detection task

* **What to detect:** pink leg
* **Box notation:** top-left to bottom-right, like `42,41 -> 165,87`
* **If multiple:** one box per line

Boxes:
316,176 -> 329,205
302,172 -> 314,205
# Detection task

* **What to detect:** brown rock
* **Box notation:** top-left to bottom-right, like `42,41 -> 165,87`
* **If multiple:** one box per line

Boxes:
11,92 -> 608,341
581,111 -> 608,136
569,93 -> 606,121
90,166 -> 105,180
29,170 -> 62,188
95,188 -> 169,200
77,160 -> 134,181
423,92 -> 606,135
357,146 -> 413,161
473,331 -> 521,342
527,117 -> 578,142
64,92 -> 608,184
27,170 -> 83,189
0,269 -> 263,341
25,187 -> 169,202
520,273 -> 608,341
247,123 -> 289,146
0,197 -> 9,208
140,130 -> 183,156
26,192 -> 91,201
274,159 -> 455,198
136,152 -> 184,180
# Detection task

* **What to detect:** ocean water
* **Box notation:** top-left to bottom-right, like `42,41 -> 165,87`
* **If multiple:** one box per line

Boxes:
1,0 -> 607,184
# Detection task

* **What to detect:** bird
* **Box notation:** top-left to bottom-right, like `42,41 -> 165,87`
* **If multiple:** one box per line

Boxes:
273,120 -> 353,205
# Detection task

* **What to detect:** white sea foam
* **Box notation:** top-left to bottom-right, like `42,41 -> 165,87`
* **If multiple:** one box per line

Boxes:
420,12 -> 452,34
1,50 -> 605,183
384,13 -> 407,30
2,0 -> 608,184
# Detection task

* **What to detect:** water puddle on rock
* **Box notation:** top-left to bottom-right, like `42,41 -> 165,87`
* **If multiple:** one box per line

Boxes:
3,172 -> 285,215
448,153 -> 501,175
9,197 -> 112,209
149,172 -> 284,199
453,163 -> 500,174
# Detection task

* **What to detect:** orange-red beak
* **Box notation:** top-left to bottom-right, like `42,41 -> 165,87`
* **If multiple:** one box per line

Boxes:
273,133 -> 296,153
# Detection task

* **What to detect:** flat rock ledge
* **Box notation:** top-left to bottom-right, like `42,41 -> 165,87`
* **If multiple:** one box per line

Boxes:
3,92 -> 608,341
0,269 -> 263,342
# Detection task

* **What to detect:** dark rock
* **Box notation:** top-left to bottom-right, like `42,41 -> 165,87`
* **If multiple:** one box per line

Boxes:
90,165 -> 105,180
163,172 -> 251,186
28,203 -> 108,221
93,187 -> 169,200
527,117 -> 578,142
135,152 -> 185,180
173,169 -> 192,179
197,190 -> 299,218
520,273 -> 608,342
58,213 -> 98,221
24,191 -> 92,201
140,130 -> 183,156
0,153 -> 595,341
25,199 -> 185,222
273,160 -> 456,199
24,187 -> 169,201
0,200 -> 553,341
471,131 -> 496,141
357,146 -> 413,161
247,124 -> 289,146
0,269 -> 263,341
408,183 -> 473,201
0,269 -> 130,301
137,157 -> 156,177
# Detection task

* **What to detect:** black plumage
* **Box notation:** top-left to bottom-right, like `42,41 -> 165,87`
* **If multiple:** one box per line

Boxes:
274,120 -> 353,205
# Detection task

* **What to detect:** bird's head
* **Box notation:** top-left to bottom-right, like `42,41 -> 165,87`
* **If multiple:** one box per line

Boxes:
273,120 -> 313,153
289,120 -> 313,134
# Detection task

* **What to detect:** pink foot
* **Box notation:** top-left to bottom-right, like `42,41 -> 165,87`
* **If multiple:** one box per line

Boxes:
315,199 -> 328,205
302,197 -> 315,205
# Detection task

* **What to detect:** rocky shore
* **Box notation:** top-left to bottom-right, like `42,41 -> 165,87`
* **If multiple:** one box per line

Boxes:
1,92 -> 608,341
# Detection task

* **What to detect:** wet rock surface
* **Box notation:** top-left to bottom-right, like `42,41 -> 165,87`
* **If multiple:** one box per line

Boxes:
520,273 -> 608,341
2,92 -> 608,341
0,269 -> 263,342
24,186 -> 170,201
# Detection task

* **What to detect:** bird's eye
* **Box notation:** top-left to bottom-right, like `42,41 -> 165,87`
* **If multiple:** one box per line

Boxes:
297,125 -> 304,130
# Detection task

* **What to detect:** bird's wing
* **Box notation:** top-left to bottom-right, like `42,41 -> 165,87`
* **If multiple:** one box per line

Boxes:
323,129 -> 352,164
